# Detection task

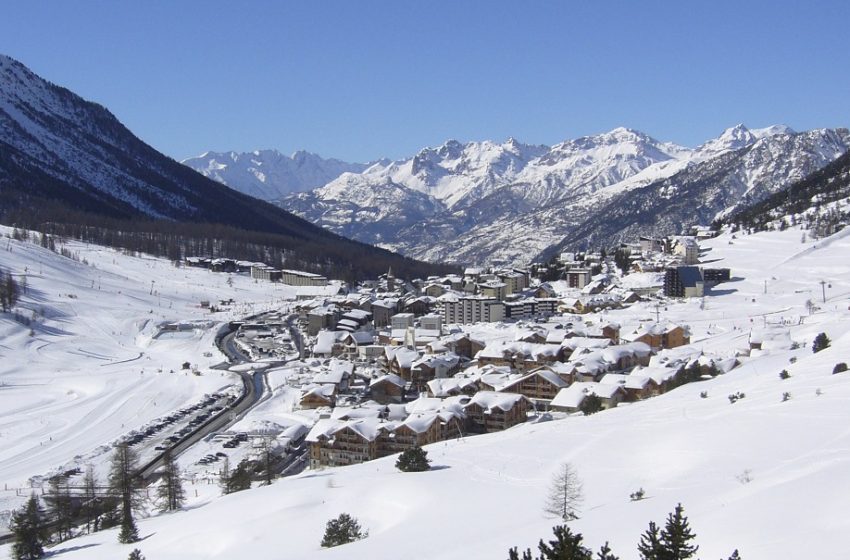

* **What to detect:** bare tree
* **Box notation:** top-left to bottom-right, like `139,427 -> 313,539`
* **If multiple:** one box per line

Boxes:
544,462 -> 584,521
156,450 -> 185,512
108,444 -> 145,543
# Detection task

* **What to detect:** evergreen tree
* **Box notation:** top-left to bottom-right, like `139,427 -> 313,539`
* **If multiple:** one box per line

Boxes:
395,446 -> 431,472
108,444 -> 144,543
659,504 -> 699,560
118,515 -> 139,545
536,525 -> 592,560
156,450 -> 185,511
221,459 -> 253,494
596,542 -> 619,560
544,462 -> 584,521
320,513 -> 367,548
580,394 -> 603,416
127,548 -> 145,560
812,332 -> 831,353
637,521 -> 663,560
10,494 -> 48,560
508,547 -> 534,560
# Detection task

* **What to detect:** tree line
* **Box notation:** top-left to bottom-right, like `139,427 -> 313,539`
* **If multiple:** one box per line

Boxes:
2,200 -> 458,283
8,444 -> 184,560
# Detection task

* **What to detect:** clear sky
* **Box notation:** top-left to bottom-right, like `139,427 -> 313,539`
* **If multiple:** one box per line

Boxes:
2,1 -> 848,162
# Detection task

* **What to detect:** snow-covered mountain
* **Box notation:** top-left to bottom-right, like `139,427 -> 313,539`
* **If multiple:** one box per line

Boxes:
0,54 -> 443,279
182,149 -> 370,200
277,124 -> 849,264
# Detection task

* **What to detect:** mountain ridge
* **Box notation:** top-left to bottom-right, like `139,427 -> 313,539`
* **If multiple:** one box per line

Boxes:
258,123 -> 848,265
0,53 -> 452,280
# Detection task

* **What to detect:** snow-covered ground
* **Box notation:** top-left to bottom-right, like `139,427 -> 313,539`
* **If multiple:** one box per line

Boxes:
0,228 -> 319,523
2,224 -> 850,559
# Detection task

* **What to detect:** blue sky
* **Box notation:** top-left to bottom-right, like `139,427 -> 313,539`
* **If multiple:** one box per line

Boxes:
2,1 -> 848,162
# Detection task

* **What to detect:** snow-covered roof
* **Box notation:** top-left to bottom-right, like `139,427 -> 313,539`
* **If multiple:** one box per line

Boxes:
370,373 -> 406,388
466,391 -> 526,412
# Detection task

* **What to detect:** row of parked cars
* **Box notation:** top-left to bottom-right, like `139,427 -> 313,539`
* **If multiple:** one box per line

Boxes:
122,391 -> 236,450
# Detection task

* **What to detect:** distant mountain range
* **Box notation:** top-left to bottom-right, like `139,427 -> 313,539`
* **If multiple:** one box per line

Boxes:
188,124 -> 850,265
182,150 -> 372,200
0,54 -> 450,279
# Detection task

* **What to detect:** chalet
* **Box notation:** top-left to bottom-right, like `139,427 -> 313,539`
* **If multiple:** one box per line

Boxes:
299,384 -> 337,409
424,283 -> 447,297
464,391 -> 530,433
341,331 -> 376,357
534,283 -> 557,299
378,413 -> 442,455
497,368 -> 569,404
313,330 -> 346,357
599,373 -> 658,401
476,341 -> 563,372
369,374 -> 407,404
306,418 -> 380,467
311,360 -> 354,391
550,382 -> 625,413
427,376 -> 480,398
626,323 -> 690,351
387,347 -> 421,378
409,353 -> 461,390
439,333 -> 486,360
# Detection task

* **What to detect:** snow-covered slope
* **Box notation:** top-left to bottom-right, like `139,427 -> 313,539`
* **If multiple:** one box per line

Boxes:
277,124 -> 849,265
5,225 -> 849,560
0,226 -> 324,523
182,150 -> 370,200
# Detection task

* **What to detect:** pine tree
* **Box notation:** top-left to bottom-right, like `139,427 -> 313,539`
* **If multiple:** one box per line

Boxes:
812,332 -> 831,353
536,525 -> 592,560
156,450 -> 185,511
118,515 -> 139,544
221,459 -> 253,494
508,547 -> 534,560
10,494 -> 48,560
637,521 -> 663,560
580,394 -> 603,416
395,446 -> 431,472
597,542 -> 619,560
127,548 -> 145,560
320,513 -> 367,548
659,503 -> 699,559
544,462 -> 584,521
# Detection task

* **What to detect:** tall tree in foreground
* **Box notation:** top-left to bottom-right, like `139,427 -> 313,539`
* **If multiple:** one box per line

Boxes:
637,521 -> 663,560
10,494 -> 48,560
156,450 -> 185,512
544,462 -> 584,521
659,503 -> 699,559
638,504 -> 699,560
108,444 -> 144,543
507,525 -> 597,560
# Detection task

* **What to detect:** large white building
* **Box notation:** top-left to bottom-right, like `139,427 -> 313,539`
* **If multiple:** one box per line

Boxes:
443,296 -> 505,324
280,269 -> 328,287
